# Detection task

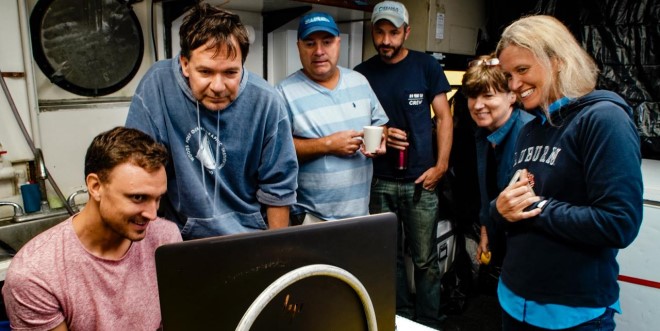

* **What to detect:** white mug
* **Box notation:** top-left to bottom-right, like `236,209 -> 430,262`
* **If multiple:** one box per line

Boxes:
363,126 -> 383,153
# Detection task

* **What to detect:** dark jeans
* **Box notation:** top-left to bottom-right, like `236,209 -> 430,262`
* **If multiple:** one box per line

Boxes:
369,178 -> 442,329
502,308 -> 616,331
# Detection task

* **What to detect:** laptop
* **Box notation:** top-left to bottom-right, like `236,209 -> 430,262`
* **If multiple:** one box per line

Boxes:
155,212 -> 397,331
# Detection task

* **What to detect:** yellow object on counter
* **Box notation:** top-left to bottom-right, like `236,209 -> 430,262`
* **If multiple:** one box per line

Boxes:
48,194 -> 64,209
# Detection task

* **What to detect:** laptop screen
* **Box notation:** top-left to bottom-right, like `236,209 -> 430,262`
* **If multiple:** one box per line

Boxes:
155,212 -> 397,331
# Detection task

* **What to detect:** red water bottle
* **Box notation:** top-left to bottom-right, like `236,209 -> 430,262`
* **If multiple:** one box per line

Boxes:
396,130 -> 408,170
397,148 -> 408,170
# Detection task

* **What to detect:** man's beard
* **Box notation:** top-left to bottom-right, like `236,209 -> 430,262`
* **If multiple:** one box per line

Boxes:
377,44 -> 402,60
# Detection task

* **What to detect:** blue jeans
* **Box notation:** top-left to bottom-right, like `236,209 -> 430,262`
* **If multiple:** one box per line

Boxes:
502,308 -> 616,331
369,178 -> 442,328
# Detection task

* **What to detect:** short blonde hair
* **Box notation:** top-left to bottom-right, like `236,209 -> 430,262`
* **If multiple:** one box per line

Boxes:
496,15 -> 598,111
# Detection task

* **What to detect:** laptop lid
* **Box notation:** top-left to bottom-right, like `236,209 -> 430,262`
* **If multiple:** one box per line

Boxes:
155,212 -> 397,331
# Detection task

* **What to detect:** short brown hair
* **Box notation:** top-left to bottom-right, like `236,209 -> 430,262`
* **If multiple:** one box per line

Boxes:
462,55 -> 509,99
84,127 -> 168,182
179,3 -> 250,63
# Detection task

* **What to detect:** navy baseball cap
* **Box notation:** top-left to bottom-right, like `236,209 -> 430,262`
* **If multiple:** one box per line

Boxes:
297,12 -> 340,40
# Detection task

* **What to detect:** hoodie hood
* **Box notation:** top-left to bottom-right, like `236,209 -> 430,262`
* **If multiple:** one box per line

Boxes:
549,90 -> 634,125
571,90 -> 633,117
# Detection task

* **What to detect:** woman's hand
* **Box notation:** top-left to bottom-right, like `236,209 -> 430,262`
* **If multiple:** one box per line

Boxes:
496,169 -> 542,222
477,225 -> 490,264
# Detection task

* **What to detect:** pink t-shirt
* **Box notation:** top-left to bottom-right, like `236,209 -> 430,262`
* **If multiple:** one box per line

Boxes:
2,216 -> 182,331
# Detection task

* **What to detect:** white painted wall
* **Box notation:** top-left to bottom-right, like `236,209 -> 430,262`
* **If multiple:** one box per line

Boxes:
0,0 -> 34,162
616,159 -> 660,331
38,105 -> 129,198
0,0 -> 37,216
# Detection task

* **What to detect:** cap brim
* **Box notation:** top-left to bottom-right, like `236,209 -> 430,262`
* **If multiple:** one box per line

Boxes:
299,27 -> 340,40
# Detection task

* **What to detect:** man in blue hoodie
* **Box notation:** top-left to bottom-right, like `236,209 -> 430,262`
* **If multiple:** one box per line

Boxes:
126,3 -> 298,239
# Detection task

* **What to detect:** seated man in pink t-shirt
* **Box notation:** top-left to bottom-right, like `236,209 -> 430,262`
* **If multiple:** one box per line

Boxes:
2,127 -> 182,331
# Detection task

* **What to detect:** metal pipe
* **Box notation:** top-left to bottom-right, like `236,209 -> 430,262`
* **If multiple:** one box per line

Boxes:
17,0 -> 41,148
0,202 -> 25,218
0,73 -> 75,216
33,148 -> 49,210
12,1 -> 73,216
34,149 -> 47,181
67,189 -> 88,212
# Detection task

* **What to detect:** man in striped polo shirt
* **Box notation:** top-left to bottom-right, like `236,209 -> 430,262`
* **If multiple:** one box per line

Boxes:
276,12 -> 388,224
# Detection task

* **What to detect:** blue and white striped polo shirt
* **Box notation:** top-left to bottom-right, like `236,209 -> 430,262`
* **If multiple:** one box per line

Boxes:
277,67 -> 389,220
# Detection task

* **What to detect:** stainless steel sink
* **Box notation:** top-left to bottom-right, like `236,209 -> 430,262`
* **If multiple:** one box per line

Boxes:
0,209 -> 71,252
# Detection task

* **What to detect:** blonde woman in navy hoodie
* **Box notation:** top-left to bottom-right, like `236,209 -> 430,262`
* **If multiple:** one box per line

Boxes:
493,15 -> 643,330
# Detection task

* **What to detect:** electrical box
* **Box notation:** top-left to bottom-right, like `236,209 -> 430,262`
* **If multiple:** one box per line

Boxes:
398,0 -> 484,55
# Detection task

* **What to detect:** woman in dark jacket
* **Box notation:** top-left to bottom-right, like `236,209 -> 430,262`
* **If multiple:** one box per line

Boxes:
494,15 -> 643,330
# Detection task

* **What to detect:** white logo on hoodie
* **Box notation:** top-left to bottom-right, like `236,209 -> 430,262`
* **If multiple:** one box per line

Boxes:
185,127 -> 227,173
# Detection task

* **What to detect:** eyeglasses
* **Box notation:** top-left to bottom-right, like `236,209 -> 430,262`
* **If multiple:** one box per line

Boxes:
468,58 -> 500,67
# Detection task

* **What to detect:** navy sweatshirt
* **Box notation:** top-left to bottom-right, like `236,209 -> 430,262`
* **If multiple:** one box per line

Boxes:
491,90 -> 643,307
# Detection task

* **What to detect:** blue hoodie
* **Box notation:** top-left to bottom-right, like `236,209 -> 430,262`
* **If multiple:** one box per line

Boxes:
126,57 -> 298,239
491,90 -> 643,307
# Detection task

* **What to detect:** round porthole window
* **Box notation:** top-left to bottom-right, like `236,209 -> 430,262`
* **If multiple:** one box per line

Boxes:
30,0 -> 144,97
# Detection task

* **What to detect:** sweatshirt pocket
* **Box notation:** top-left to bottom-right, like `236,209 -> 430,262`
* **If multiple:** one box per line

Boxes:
181,212 -> 267,239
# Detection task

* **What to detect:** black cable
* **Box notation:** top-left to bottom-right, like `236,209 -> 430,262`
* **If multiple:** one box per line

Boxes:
151,0 -> 159,61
